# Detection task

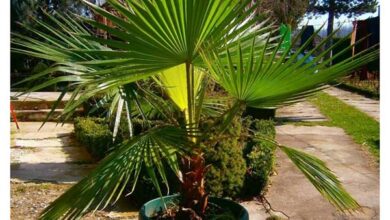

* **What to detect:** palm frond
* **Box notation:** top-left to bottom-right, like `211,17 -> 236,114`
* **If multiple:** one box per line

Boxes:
201,28 -> 379,108
280,146 -> 359,211
40,126 -> 192,220
154,64 -> 205,113
11,0 -> 265,121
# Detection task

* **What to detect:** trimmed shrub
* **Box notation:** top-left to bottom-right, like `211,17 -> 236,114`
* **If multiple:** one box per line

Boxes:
242,118 -> 276,197
74,116 -> 147,160
201,117 -> 247,198
74,116 -> 178,205
74,117 -> 113,160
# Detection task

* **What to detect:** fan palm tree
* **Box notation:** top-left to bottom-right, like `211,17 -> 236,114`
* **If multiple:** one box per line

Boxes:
11,0 -> 378,219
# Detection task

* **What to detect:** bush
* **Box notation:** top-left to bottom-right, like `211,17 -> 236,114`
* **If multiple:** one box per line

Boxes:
242,118 -> 276,197
74,115 -> 275,200
201,117 -> 247,198
74,117 -> 113,160
74,116 -> 148,160
74,116 -> 178,205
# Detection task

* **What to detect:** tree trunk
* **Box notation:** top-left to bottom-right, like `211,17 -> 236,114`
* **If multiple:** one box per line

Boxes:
326,0 -> 335,64
178,154 -> 209,219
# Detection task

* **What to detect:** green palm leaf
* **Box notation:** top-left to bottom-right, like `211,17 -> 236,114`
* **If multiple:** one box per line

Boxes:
11,0 -> 263,121
201,29 -> 379,108
280,146 -> 359,211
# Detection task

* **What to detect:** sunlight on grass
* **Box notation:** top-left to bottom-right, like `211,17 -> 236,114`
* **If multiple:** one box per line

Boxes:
309,92 -> 379,161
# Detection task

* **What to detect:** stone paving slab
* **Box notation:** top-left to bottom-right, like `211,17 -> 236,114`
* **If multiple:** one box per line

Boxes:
12,132 -> 72,140
324,87 -> 379,121
11,122 -> 96,184
12,136 -> 81,148
12,147 -> 93,164
265,125 -> 379,220
11,163 -> 96,184
11,92 -> 74,102
276,101 -> 327,122
11,122 -> 74,133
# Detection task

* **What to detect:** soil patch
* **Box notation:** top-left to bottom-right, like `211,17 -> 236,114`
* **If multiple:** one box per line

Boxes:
11,182 -> 114,220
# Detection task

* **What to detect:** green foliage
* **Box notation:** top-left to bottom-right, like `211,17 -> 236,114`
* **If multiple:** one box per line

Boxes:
202,117 -> 247,198
202,117 -> 276,198
281,145 -> 360,210
201,27 -> 379,109
41,126 -> 190,219
74,116 -> 178,206
10,0 -> 90,78
242,118 -> 276,197
74,117 -> 113,160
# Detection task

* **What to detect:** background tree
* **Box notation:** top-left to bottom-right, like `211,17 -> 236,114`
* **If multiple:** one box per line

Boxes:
252,0 -> 309,29
308,0 -> 378,55
10,0 -> 91,83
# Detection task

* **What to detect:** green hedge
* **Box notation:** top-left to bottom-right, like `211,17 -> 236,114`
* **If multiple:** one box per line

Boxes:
74,117 -> 113,160
73,116 -> 174,205
242,118 -> 276,197
74,117 -> 146,160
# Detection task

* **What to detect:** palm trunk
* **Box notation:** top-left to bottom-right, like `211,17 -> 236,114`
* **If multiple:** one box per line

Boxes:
178,62 -> 208,219
178,154 -> 209,219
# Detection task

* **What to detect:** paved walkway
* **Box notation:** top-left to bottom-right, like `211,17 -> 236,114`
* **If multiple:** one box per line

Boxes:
324,87 -> 379,121
11,122 -> 95,183
267,87 -> 379,220
10,122 -> 142,219
276,101 -> 327,122
266,125 -> 379,220
11,92 -> 74,102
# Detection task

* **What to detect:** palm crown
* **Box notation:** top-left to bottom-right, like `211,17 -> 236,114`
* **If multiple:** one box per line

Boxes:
11,0 -> 378,219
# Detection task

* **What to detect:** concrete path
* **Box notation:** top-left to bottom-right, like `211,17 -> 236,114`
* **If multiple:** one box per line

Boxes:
10,122 -> 140,219
276,101 -> 327,122
324,87 -> 379,121
11,92 -> 75,102
11,122 -> 95,183
265,125 -> 379,220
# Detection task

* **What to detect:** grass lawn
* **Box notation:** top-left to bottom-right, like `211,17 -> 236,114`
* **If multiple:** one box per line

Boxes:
308,92 -> 380,161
